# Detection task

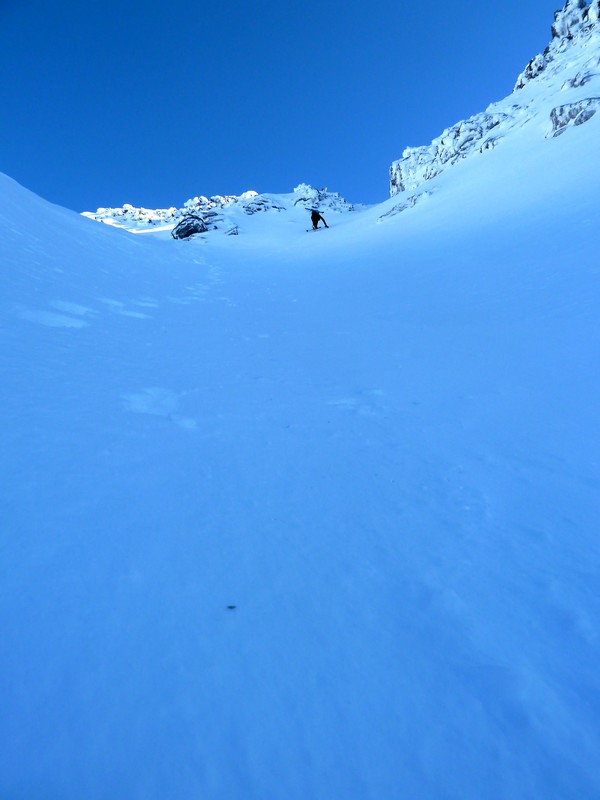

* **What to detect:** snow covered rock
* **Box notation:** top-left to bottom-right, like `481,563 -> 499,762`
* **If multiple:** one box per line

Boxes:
389,0 -> 600,197
84,194 -> 239,229
514,0 -> 600,90
239,195 -> 286,214
377,191 -> 431,222
550,96 -> 600,134
171,215 -> 210,239
552,0 -> 599,38
389,112 -> 514,195
292,183 -> 356,213
83,184 -> 355,233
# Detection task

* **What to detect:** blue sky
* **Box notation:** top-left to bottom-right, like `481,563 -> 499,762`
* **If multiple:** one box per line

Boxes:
0,0 -> 558,211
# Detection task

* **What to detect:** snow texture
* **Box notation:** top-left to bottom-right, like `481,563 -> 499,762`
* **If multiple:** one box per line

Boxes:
2,2 -> 600,798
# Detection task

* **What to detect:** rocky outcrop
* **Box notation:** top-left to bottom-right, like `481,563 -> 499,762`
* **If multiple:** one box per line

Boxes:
239,195 -> 286,214
389,1 -> 600,198
550,97 -> 600,134
83,184 -> 355,233
389,112 -> 514,195
552,0 -> 600,38
292,183 -> 356,213
171,215 -> 210,240
514,0 -> 600,90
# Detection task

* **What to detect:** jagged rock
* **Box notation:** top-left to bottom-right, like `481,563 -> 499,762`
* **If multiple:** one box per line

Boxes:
389,112 -> 510,195
183,194 -> 238,213
563,70 -> 597,88
171,215 -> 209,240
515,0 -> 599,90
551,0 -> 598,38
389,0 -> 600,198
292,183 -> 356,213
550,97 -> 600,134
514,54 -> 549,90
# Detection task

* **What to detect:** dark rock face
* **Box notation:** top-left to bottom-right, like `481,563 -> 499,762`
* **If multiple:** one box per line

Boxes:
550,97 -> 600,134
171,215 -> 209,239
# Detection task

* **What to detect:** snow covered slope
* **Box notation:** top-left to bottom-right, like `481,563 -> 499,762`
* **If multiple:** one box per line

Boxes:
1,3 -> 600,799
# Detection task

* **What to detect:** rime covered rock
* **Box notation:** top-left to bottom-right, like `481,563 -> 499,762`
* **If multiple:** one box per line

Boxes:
389,0 -> 600,197
239,195 -> 286,214
83,184 -> 356,234
552,0 -> 599,38
514,0 -> 600,90
550,97 -> 600,134
389,112 -> 516,195
292,183 -> 356,213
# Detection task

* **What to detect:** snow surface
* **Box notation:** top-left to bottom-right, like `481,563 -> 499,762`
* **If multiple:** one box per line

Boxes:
2,12 -> 600,800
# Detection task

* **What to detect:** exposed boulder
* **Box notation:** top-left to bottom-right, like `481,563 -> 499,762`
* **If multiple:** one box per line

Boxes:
171,215 -> 209,240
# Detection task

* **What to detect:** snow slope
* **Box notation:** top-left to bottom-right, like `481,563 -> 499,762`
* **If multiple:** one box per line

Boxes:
1,10 -> 600,800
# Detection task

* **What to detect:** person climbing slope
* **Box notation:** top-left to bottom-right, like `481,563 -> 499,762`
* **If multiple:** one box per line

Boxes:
310,209 -> 328,230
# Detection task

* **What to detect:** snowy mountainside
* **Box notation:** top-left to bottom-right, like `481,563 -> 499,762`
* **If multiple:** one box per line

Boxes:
82,182 -> 357,235
389,0 -> 600,196
3,102 -> 600,797
2,3 -> 600,798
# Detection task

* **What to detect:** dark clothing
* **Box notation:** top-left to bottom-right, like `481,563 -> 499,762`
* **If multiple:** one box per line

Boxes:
311,210 -> 328,229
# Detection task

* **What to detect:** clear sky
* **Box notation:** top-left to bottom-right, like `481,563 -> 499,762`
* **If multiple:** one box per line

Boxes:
0,0 -> 559,211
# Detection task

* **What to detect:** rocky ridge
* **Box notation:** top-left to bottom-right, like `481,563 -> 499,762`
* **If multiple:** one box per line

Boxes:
389,0 -> 600,198
83,183 -> 355,235
515,0 -> 600,89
